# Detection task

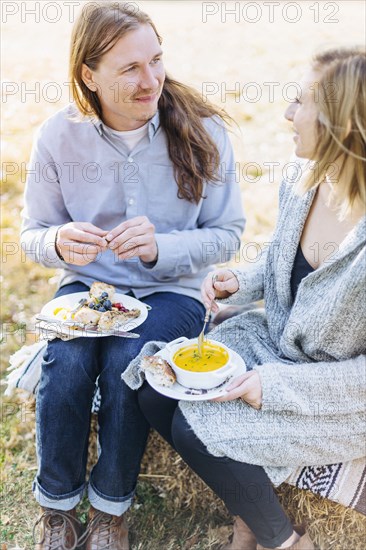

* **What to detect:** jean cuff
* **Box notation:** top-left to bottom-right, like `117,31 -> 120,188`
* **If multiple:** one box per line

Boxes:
88,479 -> 135,516
33,479 -> 85,511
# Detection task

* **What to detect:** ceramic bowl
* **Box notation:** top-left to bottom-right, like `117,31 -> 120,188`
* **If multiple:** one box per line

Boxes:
165,336 -> 237,390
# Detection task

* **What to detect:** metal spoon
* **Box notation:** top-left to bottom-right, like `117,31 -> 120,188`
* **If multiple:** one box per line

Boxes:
197,275 -> 217,356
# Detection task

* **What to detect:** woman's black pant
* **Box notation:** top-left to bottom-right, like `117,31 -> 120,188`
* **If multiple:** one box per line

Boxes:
138,383 -> 294,549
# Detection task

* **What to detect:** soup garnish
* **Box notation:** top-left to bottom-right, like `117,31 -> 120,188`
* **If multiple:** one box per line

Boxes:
173,342 -> 228,372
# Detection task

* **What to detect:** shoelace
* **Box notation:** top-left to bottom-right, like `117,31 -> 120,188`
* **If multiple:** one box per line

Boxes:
77,511 -> 117,549
33,509 -> 80,550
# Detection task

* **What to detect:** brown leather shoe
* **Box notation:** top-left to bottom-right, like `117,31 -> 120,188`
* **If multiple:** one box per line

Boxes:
257,532 -> 315,550
33,507 -> 82,549
221,516 -> 257,550
80,505 -> 129,550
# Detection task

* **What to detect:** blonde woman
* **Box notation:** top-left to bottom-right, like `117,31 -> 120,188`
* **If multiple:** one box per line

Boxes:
136,47 -> 366,549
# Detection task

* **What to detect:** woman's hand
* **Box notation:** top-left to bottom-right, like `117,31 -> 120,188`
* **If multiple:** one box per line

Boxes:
106,216 -> 158,263
56,222 -> 108,265
212,371 -> 262,409
201,269 -> 239,312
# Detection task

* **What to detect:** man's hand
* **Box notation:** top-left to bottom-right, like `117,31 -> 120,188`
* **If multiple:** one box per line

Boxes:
56,222 -> 108,265
212,371 -> 262,409
106,216 -> 158,263
201,268 -> 239,312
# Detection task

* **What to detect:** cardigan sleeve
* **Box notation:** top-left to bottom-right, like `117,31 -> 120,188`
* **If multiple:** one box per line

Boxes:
218,253 -> 267,305
254,355 -> 366,417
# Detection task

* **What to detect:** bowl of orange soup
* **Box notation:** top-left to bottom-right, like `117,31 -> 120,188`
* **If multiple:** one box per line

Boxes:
165,336 -> 236,389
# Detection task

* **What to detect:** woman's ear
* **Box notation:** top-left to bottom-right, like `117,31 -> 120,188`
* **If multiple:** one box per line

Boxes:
81,64 -> 97,91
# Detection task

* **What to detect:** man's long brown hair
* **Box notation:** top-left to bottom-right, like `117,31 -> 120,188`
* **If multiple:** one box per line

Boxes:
70,2 -> 230,203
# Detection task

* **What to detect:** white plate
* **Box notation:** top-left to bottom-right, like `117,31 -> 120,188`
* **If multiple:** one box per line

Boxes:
145,347 -> 246,401
38,292 -> 148,338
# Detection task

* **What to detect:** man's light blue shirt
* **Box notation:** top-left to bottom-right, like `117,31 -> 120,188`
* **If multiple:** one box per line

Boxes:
21,105 -> 245,302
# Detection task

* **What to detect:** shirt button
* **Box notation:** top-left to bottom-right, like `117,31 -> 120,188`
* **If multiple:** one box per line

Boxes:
128,157 -> 134,163
128,198 -> 135,205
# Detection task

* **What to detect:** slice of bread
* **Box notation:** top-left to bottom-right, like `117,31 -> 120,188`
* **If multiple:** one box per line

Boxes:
73,307 -> 101,326
141,356 -> 177,387
98,309 -> 140,330
89,281 -> 116,302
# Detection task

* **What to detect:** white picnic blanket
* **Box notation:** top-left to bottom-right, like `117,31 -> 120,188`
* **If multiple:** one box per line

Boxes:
3,324 -> 88,396
4,340 -> 101,412
3,340 -> 46,396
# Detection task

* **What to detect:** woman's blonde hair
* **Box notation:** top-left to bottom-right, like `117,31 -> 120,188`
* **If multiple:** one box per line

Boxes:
69,2 -> 231,204
302,46 -> 366,217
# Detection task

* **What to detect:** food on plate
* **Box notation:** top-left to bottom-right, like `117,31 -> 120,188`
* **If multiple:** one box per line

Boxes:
98,309 -> 141,330
141,356 -> 177,387
173,341 -> 229,372
73,307 -> 102,326
90,282 -> 116,303
51,281 -> 141,330
113,302 -> 131,313
88,286 -> 114,312
54,307 -> 72,320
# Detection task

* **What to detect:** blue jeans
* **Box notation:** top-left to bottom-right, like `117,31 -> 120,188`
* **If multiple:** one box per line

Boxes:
34,282 -> 205,515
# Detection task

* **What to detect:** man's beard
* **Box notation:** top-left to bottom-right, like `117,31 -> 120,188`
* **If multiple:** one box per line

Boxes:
135,108 -> 158,122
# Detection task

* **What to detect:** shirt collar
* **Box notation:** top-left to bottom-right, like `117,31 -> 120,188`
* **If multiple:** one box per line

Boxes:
92,110 -> 160,140
149,111 -> 160,139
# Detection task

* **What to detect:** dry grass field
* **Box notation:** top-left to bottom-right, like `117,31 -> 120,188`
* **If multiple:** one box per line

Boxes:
1,1 -> 365,548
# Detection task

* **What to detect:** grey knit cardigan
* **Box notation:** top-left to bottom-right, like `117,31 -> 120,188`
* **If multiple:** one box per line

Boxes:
123,180 -> 366,486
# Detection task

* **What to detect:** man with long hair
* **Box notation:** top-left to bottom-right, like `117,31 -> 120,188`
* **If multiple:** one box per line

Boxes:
22,2 -> 245,548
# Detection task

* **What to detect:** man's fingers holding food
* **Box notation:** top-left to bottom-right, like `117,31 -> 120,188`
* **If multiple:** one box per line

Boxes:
62,249 -> 100,266
76,222 -> 109,236
57,222 -> 108,248
106,216 -> 155,247
56,243 -> 102,265
111,237 -> 158,262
